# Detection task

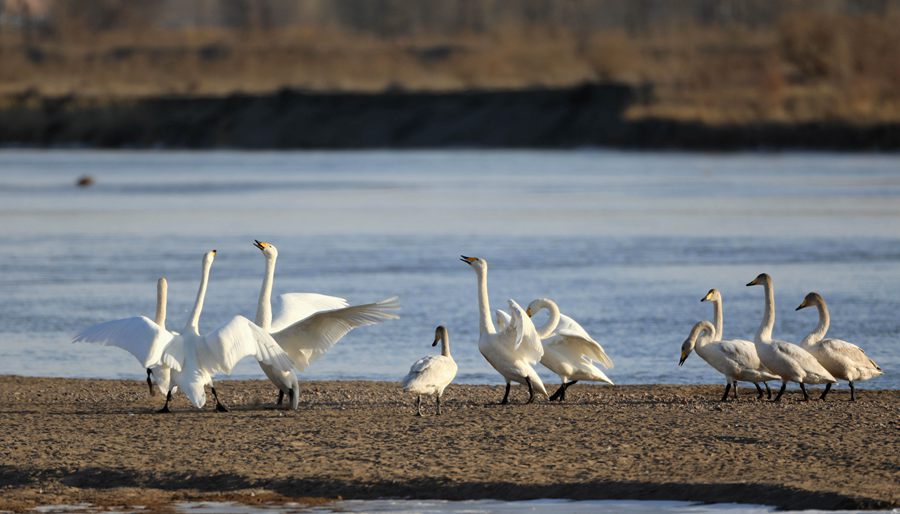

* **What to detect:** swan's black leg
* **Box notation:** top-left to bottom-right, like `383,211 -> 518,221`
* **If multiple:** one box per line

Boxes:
819,382 -> 832,401
157,390 -> 172,413
849,381 -> 856,401
799,383 -> 809,401
754,382 -> 764,400
146,369 -> 156,396
276,389 -> 284,406
525,377 -> 535,404
561,380 -> 577,402
732,381 -> 738,400
436,395 -> 442,415
212,386 -> 229,412
720,382 -> 732,402
415,395 -> 422,416
773,381 -> 787,402
549,383 -> 566,401
764,382 -> 772,399
500,382 -> 511,405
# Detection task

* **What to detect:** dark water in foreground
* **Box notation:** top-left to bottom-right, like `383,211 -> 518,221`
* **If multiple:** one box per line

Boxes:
0,150 -> 897,388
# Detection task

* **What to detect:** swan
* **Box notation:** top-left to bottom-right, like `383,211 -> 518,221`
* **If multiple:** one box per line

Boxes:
518,298 -> 614,401
401,325 -> 458,416
156,250 -> 296,413
252,240 -> 400,409
146,277 -> 177,397
460,255 -> 547,404
73,284 -> 176,391
678,320 -> 780,401
746,273 -> 836,401
795,292 -> 883,401
700,288 -> 773,399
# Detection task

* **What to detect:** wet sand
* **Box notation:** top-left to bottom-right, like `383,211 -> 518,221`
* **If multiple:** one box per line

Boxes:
0,376 -> 896,512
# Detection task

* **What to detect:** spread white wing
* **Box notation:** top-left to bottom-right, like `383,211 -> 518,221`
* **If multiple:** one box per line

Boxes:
507,300 -> 544,363
199,315 -> 294,375
553,314 -> 613,368
271,296 -> 400,371
72,316 -> 174,369
495,309 -> 512,331
270,293 -> 349,332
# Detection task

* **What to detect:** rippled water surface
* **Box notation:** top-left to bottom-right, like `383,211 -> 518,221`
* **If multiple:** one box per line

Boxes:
0,150 -> 897,388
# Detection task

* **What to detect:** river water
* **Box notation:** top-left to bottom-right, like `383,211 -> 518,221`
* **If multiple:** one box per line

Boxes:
0,150 -> 897,388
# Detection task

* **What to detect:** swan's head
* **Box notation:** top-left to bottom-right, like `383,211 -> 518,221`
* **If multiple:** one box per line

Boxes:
746,273 -> 771,287
795,292 -> 823,311
433,325 -> 448,346
203,250 -> 217,266
525,298 -> 553,317
679,320 -> 714,366
700,288 -> 721,303
460,255 -> 487,272
254,240 -> 278,259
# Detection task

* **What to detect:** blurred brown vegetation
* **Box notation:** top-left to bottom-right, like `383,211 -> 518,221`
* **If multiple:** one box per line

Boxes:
2,0 -> 900,125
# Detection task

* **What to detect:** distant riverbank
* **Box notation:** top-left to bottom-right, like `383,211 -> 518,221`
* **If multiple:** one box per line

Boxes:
2,84 -> 898,150
0,377 -> 896,512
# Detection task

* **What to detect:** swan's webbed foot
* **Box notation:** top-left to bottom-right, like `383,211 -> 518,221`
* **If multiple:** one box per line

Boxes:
211,386 -> 229,412
559,380 -> 577,402
157,390 -> 172,413
819,382 -> 832,401
772,381 -> 787,402
753,382 -> 764,400
500,382 -> 511,405
525,377 -> 535,404
799,383 -> 810,401
549,383 -> 566,402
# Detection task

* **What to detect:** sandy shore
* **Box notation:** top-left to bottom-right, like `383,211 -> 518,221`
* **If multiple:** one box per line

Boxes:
0,376 -> 896,512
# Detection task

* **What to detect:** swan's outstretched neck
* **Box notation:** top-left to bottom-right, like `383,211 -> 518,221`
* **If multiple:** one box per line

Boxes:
711,298 -> 723,341
255,253 -> 276,331
802,297 -> 830,346
185,254 -> 213,335
756,279 -> 776,342
439,327 -> 451,357
475,267 -> 496,335
155,277 -> 168,330
531,298 -> 561,338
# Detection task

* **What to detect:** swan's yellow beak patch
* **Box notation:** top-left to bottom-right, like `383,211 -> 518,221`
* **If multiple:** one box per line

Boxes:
254,240 -> 271,250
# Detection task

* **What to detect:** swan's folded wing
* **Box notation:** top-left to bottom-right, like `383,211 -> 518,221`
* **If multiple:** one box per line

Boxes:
199,316 -> 294,375
820,338 -> 882,370
495,309 -> 512,331
270,293 -> 349,332
556,329 -> 614,368
271,296 -> 400,371
72,316 -> 174,368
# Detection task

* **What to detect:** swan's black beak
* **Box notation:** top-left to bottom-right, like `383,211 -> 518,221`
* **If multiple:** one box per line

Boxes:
146,368 -> 156,396
745,280 -> 756,287
460,255 -> 477,265
253,240 -> 268,251
678,353 -> 687,366
795,302 -> 808,311
432,336 -> 440,347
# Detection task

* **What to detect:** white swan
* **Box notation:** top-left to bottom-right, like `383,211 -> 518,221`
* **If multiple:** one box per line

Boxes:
156,250 -> 295,412
746,273 -> 836,401
795,292 -> 883,401
679,320 -> 780,401
73,284 -> 175,390
460,255 -> 547,404
521,298 -> 613,401
146,277 -> 177,397
700,288 -> 774,399
252,240 -> 400,408
401,325 -> 458,416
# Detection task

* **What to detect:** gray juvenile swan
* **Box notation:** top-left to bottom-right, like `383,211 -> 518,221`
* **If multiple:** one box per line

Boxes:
401,325 -> 458,416
796,292 -> 882,401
